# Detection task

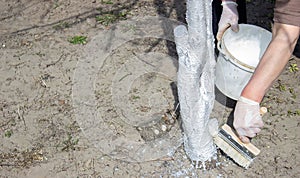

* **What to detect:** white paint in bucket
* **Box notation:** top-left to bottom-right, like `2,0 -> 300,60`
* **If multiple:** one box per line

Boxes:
216,24 -> 272,100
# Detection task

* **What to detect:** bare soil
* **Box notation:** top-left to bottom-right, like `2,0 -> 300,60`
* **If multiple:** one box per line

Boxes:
1,0 -> 299,177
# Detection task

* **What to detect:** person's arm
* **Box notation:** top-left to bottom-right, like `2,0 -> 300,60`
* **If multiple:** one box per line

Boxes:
241,23 -> 300,102
234,23 -> 300,143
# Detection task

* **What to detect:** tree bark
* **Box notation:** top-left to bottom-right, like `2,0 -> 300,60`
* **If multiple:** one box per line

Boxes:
174,0 -> 216,165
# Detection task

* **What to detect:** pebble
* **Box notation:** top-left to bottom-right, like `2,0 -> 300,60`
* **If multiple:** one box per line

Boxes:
85,159 -> 92,168
161,125 -> 167,132
86,18 -> 96,27
154,129 -> 159,135
169,118 -> 175,124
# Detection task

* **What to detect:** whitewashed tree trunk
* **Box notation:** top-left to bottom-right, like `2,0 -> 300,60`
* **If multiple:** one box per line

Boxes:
174,0 -> 216,165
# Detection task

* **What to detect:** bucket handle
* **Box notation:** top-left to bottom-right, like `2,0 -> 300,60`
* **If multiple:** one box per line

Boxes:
217,40 -> 226,55
217,40 -> 229,61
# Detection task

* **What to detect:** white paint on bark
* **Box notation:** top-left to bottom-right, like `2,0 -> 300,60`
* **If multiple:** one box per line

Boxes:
174,0 -> 216,163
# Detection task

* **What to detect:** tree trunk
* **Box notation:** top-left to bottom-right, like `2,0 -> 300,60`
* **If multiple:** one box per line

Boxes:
174,0 -> 216,166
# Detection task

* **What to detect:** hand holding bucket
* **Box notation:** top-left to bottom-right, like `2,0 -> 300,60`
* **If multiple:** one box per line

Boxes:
217,1 -> 239,41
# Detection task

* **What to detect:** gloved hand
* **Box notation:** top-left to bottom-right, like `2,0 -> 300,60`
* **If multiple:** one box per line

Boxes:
233,96 -> 264,143
217,1 -> 239,41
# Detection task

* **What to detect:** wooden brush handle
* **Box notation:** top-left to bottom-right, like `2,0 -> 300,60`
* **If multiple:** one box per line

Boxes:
222,124 -> 260,156
260,107 -> 267,116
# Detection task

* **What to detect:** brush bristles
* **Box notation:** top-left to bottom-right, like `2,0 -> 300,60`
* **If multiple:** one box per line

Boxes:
214,136 -> 252,169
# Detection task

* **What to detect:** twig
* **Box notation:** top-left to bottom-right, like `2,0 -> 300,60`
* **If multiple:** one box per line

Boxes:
40,77 -> 48,88
171,103 -> 180,118
0,163 -> 17,167
119,72 -> 132,82
142,156 -> 174,162
17,105 -> 27,130
9,61 -> 26,67
45,54 -> 64,68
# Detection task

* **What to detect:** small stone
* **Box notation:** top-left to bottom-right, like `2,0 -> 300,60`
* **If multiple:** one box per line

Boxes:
169,118 -> 175,124
154,129 -> 159,135
34,34 -> 40,40
161,125 -> 167,132
85,159 -> 92,168
86,18 -> 96,27
109,124 -> 116,130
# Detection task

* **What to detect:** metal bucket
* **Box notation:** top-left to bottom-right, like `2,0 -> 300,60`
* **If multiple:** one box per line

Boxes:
215,24 -> 272,100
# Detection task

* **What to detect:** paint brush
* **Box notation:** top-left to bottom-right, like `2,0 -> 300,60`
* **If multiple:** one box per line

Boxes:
212,107 -> 267,169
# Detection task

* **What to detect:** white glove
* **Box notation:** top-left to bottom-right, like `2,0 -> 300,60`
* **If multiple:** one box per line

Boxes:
217,1 -> 239,41
233,96 -> 264,143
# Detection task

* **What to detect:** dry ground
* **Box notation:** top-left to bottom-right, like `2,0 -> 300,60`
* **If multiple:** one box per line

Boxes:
0,0 -> 299,177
